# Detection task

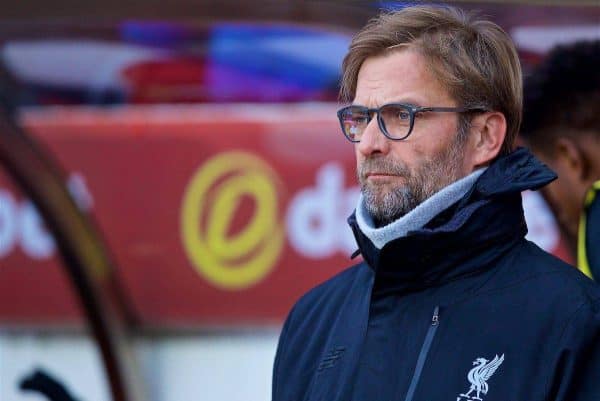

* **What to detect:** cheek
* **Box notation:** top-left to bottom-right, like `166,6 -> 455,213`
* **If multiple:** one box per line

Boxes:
543,180 -> 581,232
542,182 -> 564,212
387,140 -> 425,169
355,146 -> 364,167
413,117 -> 458,153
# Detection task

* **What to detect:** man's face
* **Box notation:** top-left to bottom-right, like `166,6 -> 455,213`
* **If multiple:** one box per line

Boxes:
353,49 -> 473,226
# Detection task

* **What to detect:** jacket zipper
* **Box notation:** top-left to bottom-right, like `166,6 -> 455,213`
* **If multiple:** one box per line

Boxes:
403,306 -> 440,401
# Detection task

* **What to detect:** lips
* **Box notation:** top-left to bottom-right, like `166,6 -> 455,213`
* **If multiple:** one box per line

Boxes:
359,158 -> 409,182
366,172 -> 396,177
364,172 -> 403,183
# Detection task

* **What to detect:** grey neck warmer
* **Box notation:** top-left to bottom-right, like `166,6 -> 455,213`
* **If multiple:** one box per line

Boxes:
356,168 -> 486,249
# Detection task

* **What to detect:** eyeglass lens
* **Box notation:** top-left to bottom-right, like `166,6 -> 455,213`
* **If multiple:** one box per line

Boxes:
340,104 -> 412,141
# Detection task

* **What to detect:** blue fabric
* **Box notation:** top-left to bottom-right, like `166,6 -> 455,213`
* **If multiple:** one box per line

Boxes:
273,148 -> 600,401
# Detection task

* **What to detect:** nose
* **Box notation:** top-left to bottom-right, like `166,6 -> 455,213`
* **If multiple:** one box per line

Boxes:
355,116 -> 390,157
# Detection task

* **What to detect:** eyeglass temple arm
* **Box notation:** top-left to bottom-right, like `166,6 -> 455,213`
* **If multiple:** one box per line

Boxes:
417,106 -> 487,113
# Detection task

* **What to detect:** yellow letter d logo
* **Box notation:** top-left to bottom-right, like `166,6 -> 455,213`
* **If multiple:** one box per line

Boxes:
181,151 -> 284,290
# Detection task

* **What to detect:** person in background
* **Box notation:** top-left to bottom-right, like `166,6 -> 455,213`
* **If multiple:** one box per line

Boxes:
272,6 -> 600,401
521,40 -> 600,280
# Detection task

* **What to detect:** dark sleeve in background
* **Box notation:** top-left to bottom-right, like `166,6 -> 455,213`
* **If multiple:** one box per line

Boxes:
585,189 -> 600,280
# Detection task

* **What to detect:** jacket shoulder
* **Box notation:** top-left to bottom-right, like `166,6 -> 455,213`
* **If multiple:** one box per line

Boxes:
288,262 -> 369,324
489,240 -> 600,311
521,240 -> 599,299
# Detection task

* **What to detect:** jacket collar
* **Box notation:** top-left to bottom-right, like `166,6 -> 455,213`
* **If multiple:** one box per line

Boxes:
348,148 -> 557,294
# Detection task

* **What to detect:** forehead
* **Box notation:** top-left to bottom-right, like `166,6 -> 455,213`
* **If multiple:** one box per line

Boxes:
354,49 -> 452,107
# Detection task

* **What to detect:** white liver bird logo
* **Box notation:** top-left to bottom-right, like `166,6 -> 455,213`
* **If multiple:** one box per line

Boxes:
457,354 -> 504,401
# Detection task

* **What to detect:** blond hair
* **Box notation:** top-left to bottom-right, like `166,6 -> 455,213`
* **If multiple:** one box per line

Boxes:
341,5 -> 522,156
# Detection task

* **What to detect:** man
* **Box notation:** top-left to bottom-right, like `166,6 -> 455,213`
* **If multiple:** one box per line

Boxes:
272,6 -> 600,401
521,40 -> 600,280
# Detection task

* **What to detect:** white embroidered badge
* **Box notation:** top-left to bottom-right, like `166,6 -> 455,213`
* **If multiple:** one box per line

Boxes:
456,354 -> 504,401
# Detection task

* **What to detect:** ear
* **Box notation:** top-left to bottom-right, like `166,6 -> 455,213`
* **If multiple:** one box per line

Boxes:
469,111 -> 506,167
554,137 -> 586,180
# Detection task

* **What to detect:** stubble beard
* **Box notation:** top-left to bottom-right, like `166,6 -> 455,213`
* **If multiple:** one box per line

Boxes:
358,133 -> 467,227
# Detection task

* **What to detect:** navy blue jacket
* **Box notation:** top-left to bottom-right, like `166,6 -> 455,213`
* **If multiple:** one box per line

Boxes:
273,149 -> 600,401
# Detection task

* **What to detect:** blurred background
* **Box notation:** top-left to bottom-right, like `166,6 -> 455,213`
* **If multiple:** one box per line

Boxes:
0,1 -> 598,400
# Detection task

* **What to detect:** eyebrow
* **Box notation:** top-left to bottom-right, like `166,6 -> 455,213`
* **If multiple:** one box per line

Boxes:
351,98 -> 424,108
395,98 -> 423,107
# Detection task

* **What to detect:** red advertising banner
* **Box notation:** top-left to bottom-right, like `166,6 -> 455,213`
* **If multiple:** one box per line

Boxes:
0,105 -> 573,327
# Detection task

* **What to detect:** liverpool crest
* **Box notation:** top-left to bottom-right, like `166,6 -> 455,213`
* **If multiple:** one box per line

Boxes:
456,354 -> 504,401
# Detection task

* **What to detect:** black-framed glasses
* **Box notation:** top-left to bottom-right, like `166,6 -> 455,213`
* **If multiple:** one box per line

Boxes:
337,103 -> 485,142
